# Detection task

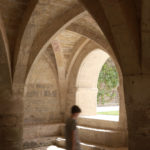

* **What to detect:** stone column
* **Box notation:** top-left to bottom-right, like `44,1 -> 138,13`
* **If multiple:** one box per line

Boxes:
118,77 -> 127,130
0,85 -> 23,150
76,87 -> 97,116
0,11 -> 24,148
124,74 -> 150,150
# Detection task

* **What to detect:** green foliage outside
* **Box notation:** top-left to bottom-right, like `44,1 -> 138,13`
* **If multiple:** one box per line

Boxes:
97,58 -> 119,105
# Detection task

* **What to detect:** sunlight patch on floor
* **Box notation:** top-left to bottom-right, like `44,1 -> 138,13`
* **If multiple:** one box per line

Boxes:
47,146 -> 64,150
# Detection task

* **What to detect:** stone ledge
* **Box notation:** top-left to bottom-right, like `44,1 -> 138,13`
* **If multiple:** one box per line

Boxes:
60,124 -> 127,147
55,137 -> 128,150
78,116 -> 120,130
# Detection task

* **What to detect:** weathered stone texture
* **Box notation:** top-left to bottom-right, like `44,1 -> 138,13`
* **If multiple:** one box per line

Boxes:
24,51 -> 62,125
0,0 -> 150,150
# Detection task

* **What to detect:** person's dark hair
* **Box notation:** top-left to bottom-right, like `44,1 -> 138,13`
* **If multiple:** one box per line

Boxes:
71,105 -> 81,114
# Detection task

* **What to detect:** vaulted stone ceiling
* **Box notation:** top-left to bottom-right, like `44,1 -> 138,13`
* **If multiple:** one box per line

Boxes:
0,0 -> 30,56
1,0 -> 149,87
55,30 -> 81,58
0,0 -> 143,96
0,0 -> 112,89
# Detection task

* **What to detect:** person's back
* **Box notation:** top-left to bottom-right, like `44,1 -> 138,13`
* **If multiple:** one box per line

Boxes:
65,105 -> 81,150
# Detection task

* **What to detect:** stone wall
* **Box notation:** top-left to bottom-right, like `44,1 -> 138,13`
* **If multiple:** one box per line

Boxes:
23,50 -> 62,125
24,83 -> 61,125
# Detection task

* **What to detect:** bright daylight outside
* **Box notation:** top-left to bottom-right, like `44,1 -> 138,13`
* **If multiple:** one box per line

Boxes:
97,58 -> 119,121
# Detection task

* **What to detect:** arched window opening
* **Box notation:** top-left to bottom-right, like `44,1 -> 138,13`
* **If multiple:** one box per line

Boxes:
97,58 -> 119,121
76,49 -> 120,121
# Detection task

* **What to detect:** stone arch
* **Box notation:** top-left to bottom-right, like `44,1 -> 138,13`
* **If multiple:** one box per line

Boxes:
0,15 -> 11,83
76,49 -> 109,116
66,40 -> 127,130
0,15 -> 22,150
0,15 -> 12,96
13,1 -> 85,87
26,8 -> 85,78
65,19 -> 121,76
79,0 -> 140,75
12,3 -> 86,131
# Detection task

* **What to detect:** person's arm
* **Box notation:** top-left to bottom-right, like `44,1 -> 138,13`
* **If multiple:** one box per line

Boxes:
72,130 -> 75,150
71,119 -> 76,150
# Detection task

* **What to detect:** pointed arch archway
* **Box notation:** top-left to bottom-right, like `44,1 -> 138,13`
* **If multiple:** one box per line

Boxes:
66,40 -> 127,130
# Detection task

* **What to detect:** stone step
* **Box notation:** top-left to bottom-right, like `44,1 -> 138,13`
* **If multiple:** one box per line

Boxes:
23,137 -> 57,149
23,123 -> 62,139
55,137 -> 128,150
25,145 -> 65,150
61,125 -> 127,147
78,116 -> 120,130
78,126 -> 127,147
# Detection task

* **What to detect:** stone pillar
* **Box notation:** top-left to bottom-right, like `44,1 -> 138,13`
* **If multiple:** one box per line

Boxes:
118,77 -> 127,130
76,87 -> 97,116
65,87 -> 76,119
0,85 -> 23,150
124,74 -> 150,150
